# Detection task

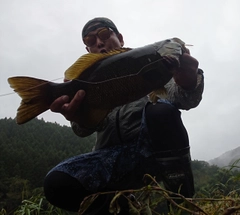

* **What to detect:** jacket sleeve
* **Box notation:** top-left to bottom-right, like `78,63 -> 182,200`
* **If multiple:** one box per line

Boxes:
165,69 -> 204,110
71,121 -> 96,137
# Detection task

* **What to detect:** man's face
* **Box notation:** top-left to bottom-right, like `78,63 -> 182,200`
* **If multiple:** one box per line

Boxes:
83,26 -> 124,54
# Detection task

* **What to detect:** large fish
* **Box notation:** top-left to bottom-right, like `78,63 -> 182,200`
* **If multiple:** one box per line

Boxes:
8,38 -> 188,128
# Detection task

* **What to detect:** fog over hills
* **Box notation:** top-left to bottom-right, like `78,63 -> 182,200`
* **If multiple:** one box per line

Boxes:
208,146 -> 240,168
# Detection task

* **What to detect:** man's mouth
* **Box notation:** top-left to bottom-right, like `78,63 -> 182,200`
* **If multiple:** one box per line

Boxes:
100,49 -> 107,53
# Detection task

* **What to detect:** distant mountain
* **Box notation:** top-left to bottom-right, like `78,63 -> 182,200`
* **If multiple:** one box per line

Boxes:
208,146 -> 240,168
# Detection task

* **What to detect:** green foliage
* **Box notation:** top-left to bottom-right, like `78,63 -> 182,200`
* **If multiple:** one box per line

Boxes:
12,188 -> 76,215
77,174 -> 240,215
12,161 -> 234,215
1,118 -> 240,214
0,117 -> 95,214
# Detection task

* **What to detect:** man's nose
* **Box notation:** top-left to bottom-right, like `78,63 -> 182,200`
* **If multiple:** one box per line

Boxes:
95,37 -> 104,48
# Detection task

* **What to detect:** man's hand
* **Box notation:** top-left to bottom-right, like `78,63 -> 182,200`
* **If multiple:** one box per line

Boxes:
173,53 -> 199,90
50,90 -> 86,123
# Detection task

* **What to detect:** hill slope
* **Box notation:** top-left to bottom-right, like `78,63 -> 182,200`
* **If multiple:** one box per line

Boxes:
208,146 -> 240,167
0,117 -> 96,187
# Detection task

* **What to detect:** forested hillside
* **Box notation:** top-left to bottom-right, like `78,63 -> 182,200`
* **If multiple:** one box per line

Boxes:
0,117 -> 95,213
0,118 -> 240,214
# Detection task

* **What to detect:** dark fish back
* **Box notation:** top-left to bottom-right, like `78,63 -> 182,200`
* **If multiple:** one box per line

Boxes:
77,44 -> 162,82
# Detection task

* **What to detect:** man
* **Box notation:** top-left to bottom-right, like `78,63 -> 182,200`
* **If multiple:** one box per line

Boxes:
44,17 -> 204,214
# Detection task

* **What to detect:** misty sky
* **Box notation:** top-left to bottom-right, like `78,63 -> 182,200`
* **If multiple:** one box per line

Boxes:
1,0 -> 240,161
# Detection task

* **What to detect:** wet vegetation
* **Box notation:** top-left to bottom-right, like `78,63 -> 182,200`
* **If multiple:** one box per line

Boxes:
0,118 -> 240,214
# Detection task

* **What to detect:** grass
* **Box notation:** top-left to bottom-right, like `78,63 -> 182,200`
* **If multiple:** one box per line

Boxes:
78,174 -> 240,215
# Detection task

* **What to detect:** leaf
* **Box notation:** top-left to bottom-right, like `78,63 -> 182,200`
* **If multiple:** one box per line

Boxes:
78,193 -> 99,215
109,191 -> 124,214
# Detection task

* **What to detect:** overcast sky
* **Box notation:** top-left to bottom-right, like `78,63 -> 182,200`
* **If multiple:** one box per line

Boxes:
1,0 -> 240,161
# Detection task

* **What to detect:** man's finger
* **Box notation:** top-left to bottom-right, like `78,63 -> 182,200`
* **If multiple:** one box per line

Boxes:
50,96 -> 69,112
65,90 -> 86,115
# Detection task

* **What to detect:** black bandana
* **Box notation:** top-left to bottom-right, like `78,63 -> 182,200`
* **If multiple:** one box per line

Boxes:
82,17 -> 119,38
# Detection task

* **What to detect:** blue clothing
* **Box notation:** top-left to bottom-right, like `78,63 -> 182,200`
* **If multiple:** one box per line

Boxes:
47,99 -> 193,195
45,100 -> 195,214
47,102 -> 157,192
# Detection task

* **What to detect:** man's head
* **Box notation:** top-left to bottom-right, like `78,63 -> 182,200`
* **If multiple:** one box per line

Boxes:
82,17 -> 124,53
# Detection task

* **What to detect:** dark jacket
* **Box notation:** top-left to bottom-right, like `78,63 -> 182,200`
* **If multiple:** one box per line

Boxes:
71,69 -> 204,150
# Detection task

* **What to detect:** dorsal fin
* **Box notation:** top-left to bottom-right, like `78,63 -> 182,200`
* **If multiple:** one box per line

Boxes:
64,48 -> 131,80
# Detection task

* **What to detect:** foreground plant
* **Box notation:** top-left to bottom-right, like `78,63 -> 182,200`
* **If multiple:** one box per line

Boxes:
78,174 -> 240,215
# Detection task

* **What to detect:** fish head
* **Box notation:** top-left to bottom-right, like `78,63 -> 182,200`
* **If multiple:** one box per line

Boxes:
154,37 -> 192,63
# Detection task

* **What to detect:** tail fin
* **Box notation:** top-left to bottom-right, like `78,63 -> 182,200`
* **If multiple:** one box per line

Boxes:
8,76 -> 50,124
